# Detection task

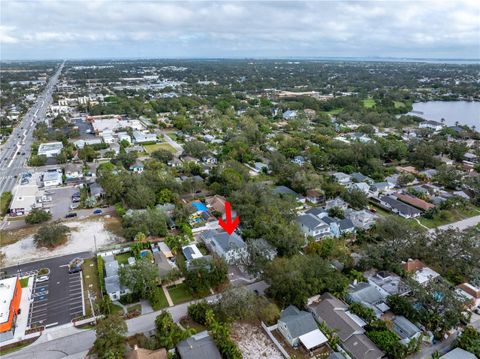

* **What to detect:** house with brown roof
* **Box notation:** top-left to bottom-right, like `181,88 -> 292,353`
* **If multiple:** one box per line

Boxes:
126,346 -> 167,359
206,195 -> 227,214
395,193 -> 434,211
308,293 -> 383,359
456,283 -> 480,308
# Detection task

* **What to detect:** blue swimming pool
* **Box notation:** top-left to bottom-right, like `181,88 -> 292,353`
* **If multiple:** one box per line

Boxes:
192,201 -> 208,212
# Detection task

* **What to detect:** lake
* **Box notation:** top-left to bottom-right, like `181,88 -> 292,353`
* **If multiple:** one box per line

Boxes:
408,101 -> 480,128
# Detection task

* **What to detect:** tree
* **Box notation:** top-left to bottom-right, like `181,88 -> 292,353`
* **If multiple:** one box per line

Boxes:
152,149 -> 174,163
78,145 -> 98,162
28,154 -> 47,166
155,311 -> 193,349
434,165 -> 461,190
184,257 -> 228,294
342,188 -> 368,209
455,326 -> 480,357
264,254 -> 348,307
363,216 -> 427,272
328,206 -> 345,219
122,208 -> 168,240
34,223 -> 70,248
119,258 -> 160,299
407,279 -> 468,339
349,302 -> 376,323
213,286 -> 257,322
93,315 -> 127,359
183,140 -> 209,158
25,208 -> 51,224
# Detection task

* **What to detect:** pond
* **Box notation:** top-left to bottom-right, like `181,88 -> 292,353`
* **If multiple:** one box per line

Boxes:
408,101 -> 480,128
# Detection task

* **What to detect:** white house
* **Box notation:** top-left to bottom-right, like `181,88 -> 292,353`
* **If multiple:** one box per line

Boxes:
132,130 -> 157,144
200,229 -> 247,264
297,214 -> 331,239
38,142 -> 63,157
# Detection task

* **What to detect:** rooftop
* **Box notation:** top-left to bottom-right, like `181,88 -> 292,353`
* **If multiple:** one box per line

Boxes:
0,277 -> 18,325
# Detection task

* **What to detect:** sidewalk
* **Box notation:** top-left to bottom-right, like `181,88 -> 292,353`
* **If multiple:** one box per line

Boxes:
162,286 -> 174,307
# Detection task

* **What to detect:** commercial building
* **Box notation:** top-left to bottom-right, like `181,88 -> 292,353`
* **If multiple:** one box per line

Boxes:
0,277 -> 22,342
43,170 -> 63,187
37,141 -> 64,157
9,184 -> 42,216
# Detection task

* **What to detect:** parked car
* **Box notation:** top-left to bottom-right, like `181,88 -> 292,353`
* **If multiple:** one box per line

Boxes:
36,276 -> 49,283
68,257 -> 84,274
65,212 -> 77,218
93,209 -> 102,215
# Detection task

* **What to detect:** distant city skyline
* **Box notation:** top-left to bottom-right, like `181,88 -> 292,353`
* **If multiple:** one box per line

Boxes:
1,0 -> 479,60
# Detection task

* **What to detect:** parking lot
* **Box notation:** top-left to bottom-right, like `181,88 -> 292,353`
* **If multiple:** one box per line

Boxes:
43,186 -> 79,220
29,271 -> 84,327
3,252 -> 89,328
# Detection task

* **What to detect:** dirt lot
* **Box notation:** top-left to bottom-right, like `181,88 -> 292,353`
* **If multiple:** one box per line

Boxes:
230,322 -> 283,359
1,216 -> 124,266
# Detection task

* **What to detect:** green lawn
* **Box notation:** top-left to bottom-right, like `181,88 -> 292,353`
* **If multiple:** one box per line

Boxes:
115,252 -> 131,265
143,143 -> 176,154
417,206 -> 480,229
19,277 -> 29,288
81,258 -> 102,317
168,283 -> 193,305
363,98 -> 376,108
110,303 -> 124,315
150,288 -> 169,310
394,101 -> 405,109
166,132 -> 178,141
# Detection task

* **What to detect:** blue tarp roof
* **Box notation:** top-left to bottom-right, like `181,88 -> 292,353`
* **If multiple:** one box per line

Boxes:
192,202 -> 208,212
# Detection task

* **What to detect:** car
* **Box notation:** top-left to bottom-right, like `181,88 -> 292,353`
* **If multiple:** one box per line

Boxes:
68,257 -> 84,274
65,212 -> 78,218
36,275 -> 49,282
93,209 -> 102,215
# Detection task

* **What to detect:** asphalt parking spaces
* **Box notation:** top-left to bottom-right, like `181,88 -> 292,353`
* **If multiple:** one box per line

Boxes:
29,271 -> 85,327
1,253 -> 89,329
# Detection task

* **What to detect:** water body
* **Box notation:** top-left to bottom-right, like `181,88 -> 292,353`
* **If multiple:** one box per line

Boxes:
409,101 -> 480,128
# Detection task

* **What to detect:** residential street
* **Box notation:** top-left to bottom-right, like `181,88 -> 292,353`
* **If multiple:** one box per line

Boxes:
428,214 -> 480,233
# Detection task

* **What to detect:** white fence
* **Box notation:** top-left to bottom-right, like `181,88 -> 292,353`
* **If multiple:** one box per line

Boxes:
260,322 -> 290,359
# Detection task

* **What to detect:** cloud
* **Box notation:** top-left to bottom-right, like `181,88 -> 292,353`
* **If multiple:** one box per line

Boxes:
1,0 -> 479,59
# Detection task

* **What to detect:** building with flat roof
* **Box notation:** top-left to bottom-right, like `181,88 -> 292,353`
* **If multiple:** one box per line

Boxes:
0,277 -> 22,341
43,171 -> 62,187
38,141 -> 63,157
9,184 -> 42,216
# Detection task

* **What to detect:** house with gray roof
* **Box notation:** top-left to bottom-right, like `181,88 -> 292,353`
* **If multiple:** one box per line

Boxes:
378,195 -> 422,218
297,214 -> 331,239
200,229 -> 247,264
440,348 -> 477,359
347,282 -> 389,318
367,271 -> 410,298
272,185 -> 305,203
278,305 -> 328,350
332,172 -> 352,185
392,316 -> 422,345
308,293 -> 383,359
351,172 -> 374,185
103,254 -> 130,301
176,331 -> 221,359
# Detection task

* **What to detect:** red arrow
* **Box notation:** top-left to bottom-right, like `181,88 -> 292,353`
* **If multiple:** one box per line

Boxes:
218,201 -> 239,235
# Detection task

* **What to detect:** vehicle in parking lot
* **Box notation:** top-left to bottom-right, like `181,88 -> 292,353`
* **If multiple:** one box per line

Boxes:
68,257 -> 84,273
36,275 -> 49,282
93,209 -> 102,215
65,212 -> 78,218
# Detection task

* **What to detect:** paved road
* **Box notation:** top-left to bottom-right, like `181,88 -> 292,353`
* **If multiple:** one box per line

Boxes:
0,62 -> 64,195
4,281 -> 268,358
429,214 -> 480,233
159,130 -> 183,157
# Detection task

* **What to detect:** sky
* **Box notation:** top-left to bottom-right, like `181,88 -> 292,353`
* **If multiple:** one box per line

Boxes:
1,0 -> 479,60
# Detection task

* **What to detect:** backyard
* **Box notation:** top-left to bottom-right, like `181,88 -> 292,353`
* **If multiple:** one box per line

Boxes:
168,283 -> 193,305
115,252 -> 131,265
143,143 -> 176,154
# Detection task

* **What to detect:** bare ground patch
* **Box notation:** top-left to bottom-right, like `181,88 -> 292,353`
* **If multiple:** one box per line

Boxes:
230,322 -> 283,359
